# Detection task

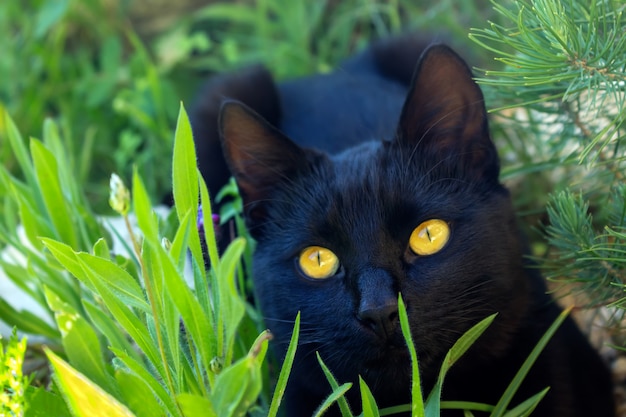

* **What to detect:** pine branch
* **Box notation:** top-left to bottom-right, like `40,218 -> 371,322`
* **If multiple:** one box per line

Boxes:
542,189 -> 626,308
470,0 -> 626,159
470,0 -> 626,323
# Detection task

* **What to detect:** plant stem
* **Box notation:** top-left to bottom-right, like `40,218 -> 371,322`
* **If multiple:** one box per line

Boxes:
123,213 -> 181,415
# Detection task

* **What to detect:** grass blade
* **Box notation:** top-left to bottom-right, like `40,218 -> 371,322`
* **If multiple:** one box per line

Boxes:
312,383 -> 353,417
501,388 -> 549,417
359,376 -> 380,417
489,307 -> 571,417
426,314 -> 497,415
398,295 -> 424,417
316,352 -> 353,417
268,312 -> 300,417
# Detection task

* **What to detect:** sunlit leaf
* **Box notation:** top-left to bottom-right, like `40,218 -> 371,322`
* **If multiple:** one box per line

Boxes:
44,287 -> 117,396
47,349 -> 136,417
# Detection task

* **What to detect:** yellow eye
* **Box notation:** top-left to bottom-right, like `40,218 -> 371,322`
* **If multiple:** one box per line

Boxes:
409,219 -> 450,256
298,246 -> 340,279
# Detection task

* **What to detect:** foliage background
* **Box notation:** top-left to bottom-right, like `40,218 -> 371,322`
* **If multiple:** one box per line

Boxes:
0,0 -> 499,210
0,0 -> 624,415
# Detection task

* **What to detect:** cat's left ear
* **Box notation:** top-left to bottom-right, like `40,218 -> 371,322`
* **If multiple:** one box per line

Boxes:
397,44 -> 499,181
219,100 -> 310,222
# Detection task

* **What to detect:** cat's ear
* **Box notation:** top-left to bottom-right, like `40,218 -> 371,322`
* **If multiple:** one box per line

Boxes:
219,100 -> 308,220
191,65 -> 280,200
397,44 -> 499,181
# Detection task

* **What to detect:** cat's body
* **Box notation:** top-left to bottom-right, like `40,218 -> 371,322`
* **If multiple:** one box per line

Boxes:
191,37 -> 614,416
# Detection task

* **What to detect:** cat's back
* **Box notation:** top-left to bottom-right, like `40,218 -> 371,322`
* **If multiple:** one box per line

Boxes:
190,36 -> 433,198
276,59 -> 407,153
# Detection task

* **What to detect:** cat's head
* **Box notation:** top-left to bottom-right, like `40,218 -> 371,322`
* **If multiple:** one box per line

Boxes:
218,45 -> 530,405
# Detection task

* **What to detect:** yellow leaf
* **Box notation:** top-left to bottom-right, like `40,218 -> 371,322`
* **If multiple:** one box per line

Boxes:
47,349 -> 136,417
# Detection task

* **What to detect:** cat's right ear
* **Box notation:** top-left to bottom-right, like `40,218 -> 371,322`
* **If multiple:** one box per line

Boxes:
219,100 -> 308,221
396,44 -> 499,182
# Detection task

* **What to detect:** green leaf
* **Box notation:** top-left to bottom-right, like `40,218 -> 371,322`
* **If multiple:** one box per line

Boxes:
31,139 -> 76,247
169,209 -> 192,271
34,0 -> 69,38
116,371 -> 166,417
42,119 -> 81,207
77,252 -> 150,312
199,174 -> 220,269
92,238 -> 111,259
177,394 -> 217,417
268,312 -> 300,417
132,167 -> 159,243
171,103 -> 203,270
3,238 -> 78,314
3,111 -> 38,193
44,287 -> 117,396
501,388 -> 549,417
378,404 -> 411,416
139,240 -> 183,393
25,386 -> 72,417
110,348 -> 180,417
43,240 -> 163,376
47,349 -> 136,417
12,185 -> 53,251
316,352 -> 352,417
129,169 -> 184,395
141,234 -> 214,387
83,301 -> 143,364
211,331 -> 271,417
439,401 -> 493,413
216,237 -> 246,361
193,3 -> 257,25
398,295 -> 424,417
191,254 -> 214,326
42,239 -> 150,312
359,377 -> 380,417
84,278 -> 163,378
312,383 -> 353,417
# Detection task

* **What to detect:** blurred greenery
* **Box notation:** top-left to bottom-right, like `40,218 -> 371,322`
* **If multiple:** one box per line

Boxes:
0,0 -> 500,211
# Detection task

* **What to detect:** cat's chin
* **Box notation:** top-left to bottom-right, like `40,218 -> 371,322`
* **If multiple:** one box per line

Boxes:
363,343 -> 409,367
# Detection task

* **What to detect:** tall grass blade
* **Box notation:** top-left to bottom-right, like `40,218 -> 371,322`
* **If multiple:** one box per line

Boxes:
268,312 -> 300,417
489,307 -> 571,417
317,352 -> 353,416
398,295 -> 424,417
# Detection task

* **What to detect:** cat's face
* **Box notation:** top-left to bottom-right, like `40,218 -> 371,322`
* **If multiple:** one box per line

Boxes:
219,45 -> 531,406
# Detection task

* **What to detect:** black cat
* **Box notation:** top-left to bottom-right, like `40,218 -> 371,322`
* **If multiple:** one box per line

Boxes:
191,37 -> 614,416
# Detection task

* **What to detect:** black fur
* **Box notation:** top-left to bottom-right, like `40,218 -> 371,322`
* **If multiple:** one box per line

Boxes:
191,37 -> 614,416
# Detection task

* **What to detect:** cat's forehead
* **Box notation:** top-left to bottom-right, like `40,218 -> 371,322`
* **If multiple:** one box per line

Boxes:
318,141 -> 460,220
330,140 -> 398,181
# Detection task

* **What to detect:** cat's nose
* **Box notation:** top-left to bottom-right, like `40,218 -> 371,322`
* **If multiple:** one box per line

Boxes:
358,302 -> 399,340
